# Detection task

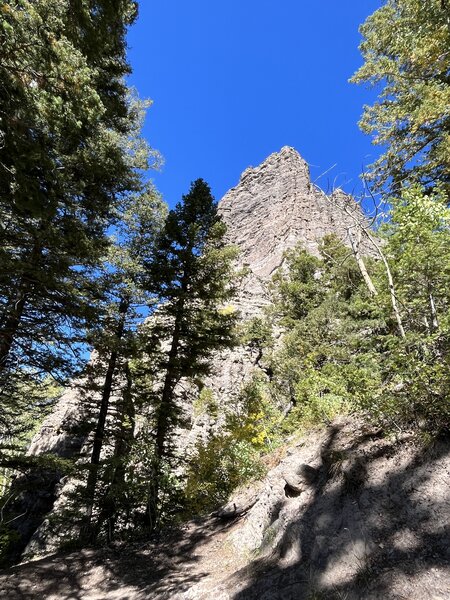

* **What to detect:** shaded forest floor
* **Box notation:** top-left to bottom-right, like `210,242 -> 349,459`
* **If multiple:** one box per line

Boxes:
1,417 -> 449,599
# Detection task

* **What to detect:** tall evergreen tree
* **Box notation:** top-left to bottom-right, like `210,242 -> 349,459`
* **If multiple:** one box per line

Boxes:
141,179 -> 238,529
0,1 -> 142,449
81,185 -> 166,542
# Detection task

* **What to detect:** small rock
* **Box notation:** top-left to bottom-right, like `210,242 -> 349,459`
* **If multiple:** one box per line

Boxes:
282,463 -> 319,493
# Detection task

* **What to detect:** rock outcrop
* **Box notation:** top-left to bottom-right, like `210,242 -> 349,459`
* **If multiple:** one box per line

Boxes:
8,147 -> 371,561
218,146 -> 368,317
188,146 -> 370,432
221,147 -> 358,277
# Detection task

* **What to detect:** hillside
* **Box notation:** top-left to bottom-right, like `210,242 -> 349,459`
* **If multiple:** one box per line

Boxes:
1,417 -> 449,599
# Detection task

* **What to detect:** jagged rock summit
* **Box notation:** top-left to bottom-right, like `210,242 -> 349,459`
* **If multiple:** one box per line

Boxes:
218,146 -> 365,316
220,146 -> 361,276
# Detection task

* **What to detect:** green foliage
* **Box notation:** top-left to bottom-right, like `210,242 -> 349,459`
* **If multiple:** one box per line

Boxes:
365,333 -> 450,430
4,0 -> 450,560
383,185 -> 450,332
351,0 -> 450,191
184,374 -> 281,515
144,179 -> 239,385
0,375 -> 62,495
184,437 -> 265,515
1,375 -> 62,443
133,179 -> 239,528
270,247 -> 323,323
359,184 -> 450,431
0,0 -> 148,449
269,207 -> 450,435
269,236 -> 383,431
240,317 -> 273,350
193,387 -> 218,418
0,0 -> 163,552
288,368 -> 353,428
227,375 -> 283,450
0,526 -> 20,568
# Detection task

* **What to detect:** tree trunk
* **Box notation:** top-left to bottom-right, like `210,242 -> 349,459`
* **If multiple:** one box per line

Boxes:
339,196 -> 404,336
147,312 -> 182,531
96,360 -> 136,543
429,293 -> 439,330
0,292 -> 27,373
0,241 -> 44,373
82,297 -> 129,540
365,233 -> 406,338
348,229 -> 378,296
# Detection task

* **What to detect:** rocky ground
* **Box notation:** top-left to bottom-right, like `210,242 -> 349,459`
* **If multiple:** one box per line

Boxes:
1,417 -> 449,600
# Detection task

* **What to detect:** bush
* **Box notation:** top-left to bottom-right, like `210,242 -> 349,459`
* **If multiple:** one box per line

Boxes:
184,375 -> 281,515
184,436 -> 265,515
193,387 -> 218,418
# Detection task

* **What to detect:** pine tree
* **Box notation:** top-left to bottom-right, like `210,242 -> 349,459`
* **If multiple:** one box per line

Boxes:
269,236 -> 383,427
81,185 -> 166,542
0,1 -> 142,451
141,179 -> 238,529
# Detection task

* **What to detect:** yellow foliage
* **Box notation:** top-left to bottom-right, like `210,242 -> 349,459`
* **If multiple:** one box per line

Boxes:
218,304 -> 236,316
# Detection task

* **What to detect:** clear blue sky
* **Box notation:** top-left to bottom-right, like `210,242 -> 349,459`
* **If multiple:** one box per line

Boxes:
127,1 -> 382,208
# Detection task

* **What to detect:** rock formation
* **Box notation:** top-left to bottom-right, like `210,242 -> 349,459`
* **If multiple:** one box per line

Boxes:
191,146 -> 370,430
221,147 -> 359,277
8,146 -> 371,561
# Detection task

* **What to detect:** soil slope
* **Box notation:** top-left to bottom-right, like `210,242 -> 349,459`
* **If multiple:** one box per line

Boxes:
1,417 -> 449,600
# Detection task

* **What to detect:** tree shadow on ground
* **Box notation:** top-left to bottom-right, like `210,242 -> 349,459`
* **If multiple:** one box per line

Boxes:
1,424 -> 449,599
0,516 -> 238,599
231,425 -> 450,600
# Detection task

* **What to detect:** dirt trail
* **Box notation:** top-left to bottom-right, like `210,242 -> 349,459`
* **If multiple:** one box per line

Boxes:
1,418 -> 449,599
0,517 -> 244,599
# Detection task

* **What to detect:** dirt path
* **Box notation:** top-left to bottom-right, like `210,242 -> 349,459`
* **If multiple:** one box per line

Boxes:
0,516 -> 247,599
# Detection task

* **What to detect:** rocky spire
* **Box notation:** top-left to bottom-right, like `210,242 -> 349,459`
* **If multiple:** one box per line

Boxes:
218,146 -> 366,316
220,146 -> 364,277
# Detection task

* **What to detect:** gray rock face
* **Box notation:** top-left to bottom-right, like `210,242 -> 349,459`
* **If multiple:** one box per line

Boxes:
218,146 -> 368,317
221,147 -> 315,278
27,383 -> 89,458
12,147 -> 370,560
219,147 -> 365,268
